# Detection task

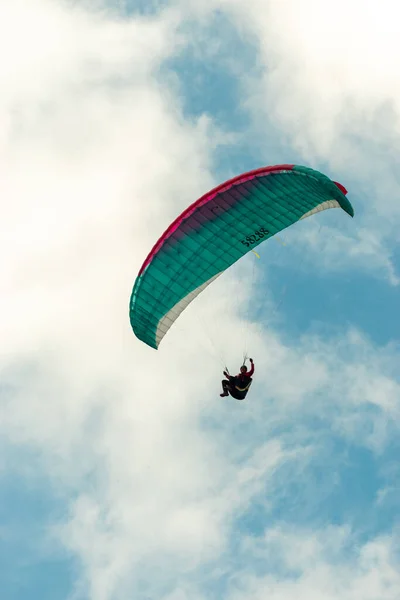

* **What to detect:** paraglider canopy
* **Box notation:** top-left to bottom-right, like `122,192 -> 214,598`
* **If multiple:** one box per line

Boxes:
130,164 -> 354,349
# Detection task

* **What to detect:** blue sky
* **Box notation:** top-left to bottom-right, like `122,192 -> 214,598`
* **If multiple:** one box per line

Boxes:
1,1 -> 400,599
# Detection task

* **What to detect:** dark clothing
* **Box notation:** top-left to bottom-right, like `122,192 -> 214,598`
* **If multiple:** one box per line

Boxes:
221,368 -> 253,400
235,374 -> 252,390
222,379 -> 247,400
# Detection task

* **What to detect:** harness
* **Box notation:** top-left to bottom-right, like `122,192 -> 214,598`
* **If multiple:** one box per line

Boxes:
234,379 -> 253,392
230,377 -> 252,400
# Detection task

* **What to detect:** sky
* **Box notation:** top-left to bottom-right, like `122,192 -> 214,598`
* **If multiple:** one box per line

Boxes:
1,0 -> 400,599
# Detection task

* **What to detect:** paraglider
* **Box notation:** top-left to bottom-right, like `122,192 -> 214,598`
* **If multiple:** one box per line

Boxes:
129,163 -> 354,351
221,358 -> 254,400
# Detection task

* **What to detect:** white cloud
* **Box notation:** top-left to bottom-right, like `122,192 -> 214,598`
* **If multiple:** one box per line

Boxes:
218,0 -> 400,157
1,2 -> 400,600
274,217 -> 400,286
229,526 -> 400,600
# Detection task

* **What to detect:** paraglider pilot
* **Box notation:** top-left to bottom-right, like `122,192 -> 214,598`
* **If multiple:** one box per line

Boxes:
220,358 -> 254,400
